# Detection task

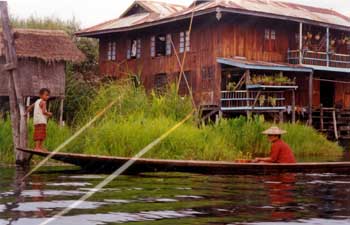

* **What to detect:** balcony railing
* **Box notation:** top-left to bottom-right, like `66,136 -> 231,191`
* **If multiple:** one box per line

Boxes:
287,50 -> 350,69
221,90 -> 286,112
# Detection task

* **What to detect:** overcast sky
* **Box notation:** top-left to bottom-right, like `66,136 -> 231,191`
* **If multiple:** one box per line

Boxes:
7,0 -> 350,28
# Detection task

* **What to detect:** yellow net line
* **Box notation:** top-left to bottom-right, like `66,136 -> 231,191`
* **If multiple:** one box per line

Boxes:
39,110 -> 194,225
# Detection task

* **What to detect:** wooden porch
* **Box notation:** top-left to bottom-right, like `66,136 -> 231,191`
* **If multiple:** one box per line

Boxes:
288,50 -> 350,69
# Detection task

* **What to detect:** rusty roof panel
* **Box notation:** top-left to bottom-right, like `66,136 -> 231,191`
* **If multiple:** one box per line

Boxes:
137,0 -> 186,16
77,0 -> 350,36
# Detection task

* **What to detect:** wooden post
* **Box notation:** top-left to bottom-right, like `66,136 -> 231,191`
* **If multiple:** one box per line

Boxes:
299,22 -> 303,65
308,71 -> 314,126
26,97 -> 30,122
292,89 -> 296,124
326,27 -> 330,67
320,104 -> 324,131
0,1 -> 31,165
332,110 -> 339,140
246,69 -> 251,118
59,97 -> 64,126
279,110 -> 284,124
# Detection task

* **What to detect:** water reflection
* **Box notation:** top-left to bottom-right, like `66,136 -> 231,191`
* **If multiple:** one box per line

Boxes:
265,174 -> 296,221
0,167 -> 350,225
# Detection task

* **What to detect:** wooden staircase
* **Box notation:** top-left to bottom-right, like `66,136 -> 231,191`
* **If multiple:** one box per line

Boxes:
312,106 -> 338,140
313,106 -> 350,141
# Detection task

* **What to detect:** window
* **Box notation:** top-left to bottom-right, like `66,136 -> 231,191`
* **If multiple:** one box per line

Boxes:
151,34 -> 171,57
264,28 -> 276,52
127,39 -> 141,59
270,30 -> 276,40
156,34 -> 166,56
201,66 -> 215,90
264,29 -> 270,40
154,73 -> 168,93
179,31 -> 190,53
107,41 -> 116,61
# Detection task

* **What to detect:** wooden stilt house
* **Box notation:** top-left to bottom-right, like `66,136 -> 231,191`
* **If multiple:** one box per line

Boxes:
76,0 -> 350,139
0,29 -> 85,122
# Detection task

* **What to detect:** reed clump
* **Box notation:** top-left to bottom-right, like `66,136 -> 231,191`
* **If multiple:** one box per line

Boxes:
67,82 -> 342,161
0,82 -> 343,164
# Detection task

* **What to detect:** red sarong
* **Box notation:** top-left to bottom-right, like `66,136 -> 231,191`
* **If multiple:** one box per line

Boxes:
33,124 -> 47,141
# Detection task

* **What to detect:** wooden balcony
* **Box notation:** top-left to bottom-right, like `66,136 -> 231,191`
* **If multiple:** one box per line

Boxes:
221,90 -> 286,112
287,50 -> 350,69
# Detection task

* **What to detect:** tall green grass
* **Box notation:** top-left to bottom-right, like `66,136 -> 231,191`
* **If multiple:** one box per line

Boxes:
66,82 -> 342,161
0,82 -> 343,164
0,119 -> 71,164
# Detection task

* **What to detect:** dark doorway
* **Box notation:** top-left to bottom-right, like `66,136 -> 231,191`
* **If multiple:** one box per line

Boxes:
320,81 -> 335,107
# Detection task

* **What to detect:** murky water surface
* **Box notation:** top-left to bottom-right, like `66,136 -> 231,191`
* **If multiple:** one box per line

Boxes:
1,166 -> 350,225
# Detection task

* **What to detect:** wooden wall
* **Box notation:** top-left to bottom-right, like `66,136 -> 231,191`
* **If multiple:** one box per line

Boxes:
96,13 -> 304,106
0,58 -> 65,97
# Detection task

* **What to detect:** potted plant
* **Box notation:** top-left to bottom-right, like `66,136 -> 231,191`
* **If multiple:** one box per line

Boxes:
331,39 -> 336,46
226,82 -> 236,91
268,96 -> 277,107
315,32 -> 321,41
307,32 -> 313,40
259,95 -> 266,107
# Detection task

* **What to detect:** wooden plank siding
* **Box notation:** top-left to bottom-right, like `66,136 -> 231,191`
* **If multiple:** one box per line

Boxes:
96,13 -> 350,109
0,58 -> 66,97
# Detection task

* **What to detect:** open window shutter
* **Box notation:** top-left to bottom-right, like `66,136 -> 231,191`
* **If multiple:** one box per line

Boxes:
112,42 -> 116,60
150,36 -> 156,57
185,31 -> 190,52
137,39 -> 141,59
126,40 -> 131,59
107,42 -> 112,60
179,32 -> 185,53
166,34 -> 172,56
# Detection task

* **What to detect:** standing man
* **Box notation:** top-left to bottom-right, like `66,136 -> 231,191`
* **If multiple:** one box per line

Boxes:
253,127 -> 296,163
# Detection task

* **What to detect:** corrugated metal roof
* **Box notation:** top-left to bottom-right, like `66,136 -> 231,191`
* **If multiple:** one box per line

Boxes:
137,0 -> 186,16
217,57 -> 313,72
77,0 -> 350,36
79,0 -> 186,35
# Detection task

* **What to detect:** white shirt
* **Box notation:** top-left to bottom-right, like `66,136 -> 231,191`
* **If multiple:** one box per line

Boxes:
33,99 -> 48,125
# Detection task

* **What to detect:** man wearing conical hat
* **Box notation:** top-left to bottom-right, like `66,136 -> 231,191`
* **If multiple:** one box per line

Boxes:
253,126 -> 296,163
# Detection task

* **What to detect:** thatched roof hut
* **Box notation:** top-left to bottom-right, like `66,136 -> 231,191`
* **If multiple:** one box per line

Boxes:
0,29 -> 85,97
6,29 -> 85,62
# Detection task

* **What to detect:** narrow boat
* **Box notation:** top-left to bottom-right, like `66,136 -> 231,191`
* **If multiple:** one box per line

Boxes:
17,148 -> 350,175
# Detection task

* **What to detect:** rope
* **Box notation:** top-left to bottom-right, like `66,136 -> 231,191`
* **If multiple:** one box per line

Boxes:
21,96 -> 123,181
171,39 -> 197,110
176,1 -> 197,93
39,110 -> 194,225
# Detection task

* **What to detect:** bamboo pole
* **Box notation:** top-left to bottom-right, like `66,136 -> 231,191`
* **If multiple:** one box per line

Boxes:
0,1 -> 31,165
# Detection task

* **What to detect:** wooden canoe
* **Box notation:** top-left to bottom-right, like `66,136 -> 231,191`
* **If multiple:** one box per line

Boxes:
17,148 -> 350,175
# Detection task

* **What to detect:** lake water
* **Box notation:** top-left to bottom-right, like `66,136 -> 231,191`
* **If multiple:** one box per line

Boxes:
1,166 -> 350,225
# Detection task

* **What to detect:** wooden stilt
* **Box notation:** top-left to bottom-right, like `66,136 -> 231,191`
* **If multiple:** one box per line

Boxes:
333,110 -> 339,140
292,89 -> 296,124
308,71 -> 314,126
0,1 -> 31,165
320,104 -> 324,131
59,97 -> 64,126
26,97 -> 31,122
279,111 -> 284,124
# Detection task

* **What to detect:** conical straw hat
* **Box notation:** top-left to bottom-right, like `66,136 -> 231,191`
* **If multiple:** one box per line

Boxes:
262,126 -> 287,135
